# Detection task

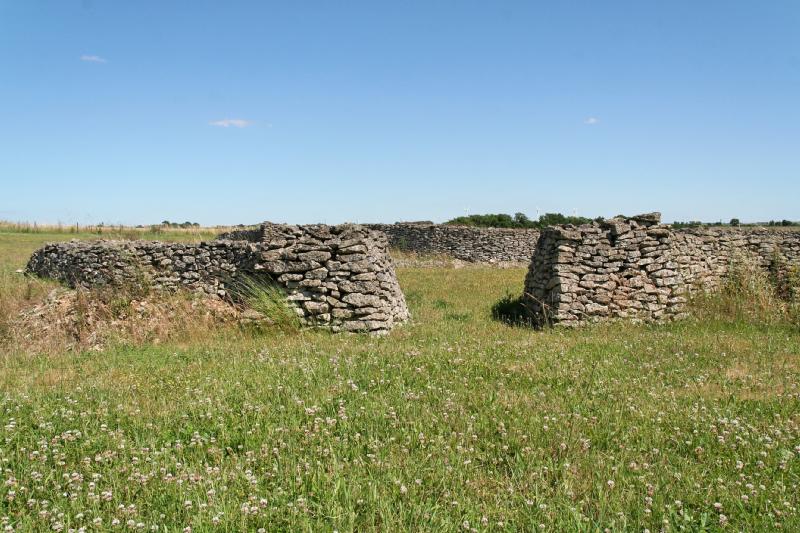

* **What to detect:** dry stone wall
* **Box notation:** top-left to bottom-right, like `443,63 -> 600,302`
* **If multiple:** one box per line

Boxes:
365,223 -> 540,263
27,223 -> 409,333
522,214 -> 800,326
216,227 -> 262,242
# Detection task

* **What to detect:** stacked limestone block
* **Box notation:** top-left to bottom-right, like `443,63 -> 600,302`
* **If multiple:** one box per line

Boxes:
522,213 -> 687,325
522,214 -> 800,326
26,240 -> 252,297
250,223 -> 409,333
671,227 -> 800,288
365,223 -> 540,263
26,223 -> 410,333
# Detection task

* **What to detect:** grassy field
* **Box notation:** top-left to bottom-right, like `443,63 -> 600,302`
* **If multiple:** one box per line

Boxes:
1,231 -> 799,531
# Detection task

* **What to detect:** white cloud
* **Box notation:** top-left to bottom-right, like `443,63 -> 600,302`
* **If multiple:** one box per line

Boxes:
80,54 -> 107,63
584,117 -> 599,125
209,119 -> 252,128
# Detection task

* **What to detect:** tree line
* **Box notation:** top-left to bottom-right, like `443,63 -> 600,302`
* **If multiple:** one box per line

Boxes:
448,213 -> 798,229
445,212 -> 600,229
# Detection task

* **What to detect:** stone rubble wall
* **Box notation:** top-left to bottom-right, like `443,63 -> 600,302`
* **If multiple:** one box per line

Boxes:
669,227 -> 800,288
522,213 -> 800,326
364,223 -> 540,263
215,227 -> 262,242
27,223 -> 410,334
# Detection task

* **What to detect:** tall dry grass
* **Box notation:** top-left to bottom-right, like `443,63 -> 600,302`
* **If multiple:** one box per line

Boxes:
3,283 -> 249,356
689,254 -> 800,327
0,220 -> 242,242
0,271 -> 54,349
227,275 -> 302,332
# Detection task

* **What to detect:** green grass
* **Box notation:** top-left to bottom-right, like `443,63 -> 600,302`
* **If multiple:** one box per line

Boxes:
1,231 -> 799,531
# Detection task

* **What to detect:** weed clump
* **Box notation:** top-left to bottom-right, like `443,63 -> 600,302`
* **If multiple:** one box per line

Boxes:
228,275 -> 301,332
491,292 -> 535,327
689,255 -> 800,328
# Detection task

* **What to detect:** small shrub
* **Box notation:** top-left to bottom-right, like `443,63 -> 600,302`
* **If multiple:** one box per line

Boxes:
491,292 -> 535,327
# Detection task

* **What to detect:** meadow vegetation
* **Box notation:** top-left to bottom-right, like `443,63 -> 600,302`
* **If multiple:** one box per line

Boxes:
1,229 -> 799,531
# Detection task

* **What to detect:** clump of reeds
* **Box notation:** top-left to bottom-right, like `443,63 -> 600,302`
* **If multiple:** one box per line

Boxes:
227,275 -> 302,332
690,254 -> 799,328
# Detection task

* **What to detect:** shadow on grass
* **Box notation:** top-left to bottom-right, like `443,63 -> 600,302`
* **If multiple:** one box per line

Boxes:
491,293 -> 538,328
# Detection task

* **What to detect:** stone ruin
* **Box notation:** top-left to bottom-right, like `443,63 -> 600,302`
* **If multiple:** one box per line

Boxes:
26,222 -> 410,333
523,213 -> 800,326
26,214 -> 800,331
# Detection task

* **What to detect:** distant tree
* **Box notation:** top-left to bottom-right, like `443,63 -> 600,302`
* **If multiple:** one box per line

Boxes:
513,212 -> 531,226
781,219 -> 793,227
729,218 -> 740,226
447,213 -> 524,228
537,212 -> 593,227
162,220 -> 170,226
445,211 -> 594,229
671,220 -> 703,228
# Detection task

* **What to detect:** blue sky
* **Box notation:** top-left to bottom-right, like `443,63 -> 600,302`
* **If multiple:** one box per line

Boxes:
1,1 -> 798,226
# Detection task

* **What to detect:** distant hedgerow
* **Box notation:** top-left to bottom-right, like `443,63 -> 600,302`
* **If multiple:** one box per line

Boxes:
445,212 -> 598,229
